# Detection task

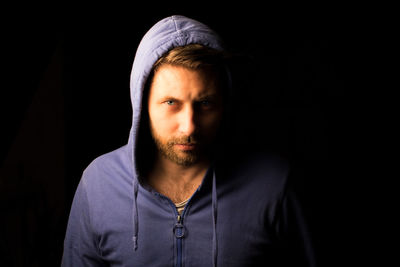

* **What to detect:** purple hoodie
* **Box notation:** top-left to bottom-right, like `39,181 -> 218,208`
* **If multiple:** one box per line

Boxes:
61,15 -> 316,267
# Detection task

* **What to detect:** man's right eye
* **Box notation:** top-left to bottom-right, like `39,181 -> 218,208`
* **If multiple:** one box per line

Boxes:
166,100 -> 175,105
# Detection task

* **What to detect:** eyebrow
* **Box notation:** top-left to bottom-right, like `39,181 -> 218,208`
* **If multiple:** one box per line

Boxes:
160,93 -> 219,102
196,93 -> 219,100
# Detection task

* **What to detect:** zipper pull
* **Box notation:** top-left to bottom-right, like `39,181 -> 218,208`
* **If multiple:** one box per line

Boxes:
174,214 -> 185,238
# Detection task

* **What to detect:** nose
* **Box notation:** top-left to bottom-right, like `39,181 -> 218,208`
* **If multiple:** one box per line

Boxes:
178,105 -> 196,136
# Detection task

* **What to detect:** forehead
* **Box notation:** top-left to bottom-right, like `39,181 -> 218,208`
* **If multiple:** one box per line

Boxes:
149,64 -> 222,98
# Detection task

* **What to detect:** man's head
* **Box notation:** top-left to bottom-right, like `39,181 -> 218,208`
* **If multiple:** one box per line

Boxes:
146,44 -> 228,166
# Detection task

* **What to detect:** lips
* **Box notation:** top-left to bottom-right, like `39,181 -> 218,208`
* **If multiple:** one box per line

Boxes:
175,143 -> 197,151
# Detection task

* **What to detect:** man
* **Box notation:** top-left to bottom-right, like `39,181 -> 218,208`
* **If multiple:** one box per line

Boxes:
62,15 -> 316,266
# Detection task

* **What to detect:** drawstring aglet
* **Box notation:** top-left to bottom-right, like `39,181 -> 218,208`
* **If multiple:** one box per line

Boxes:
132,236 -> 138,251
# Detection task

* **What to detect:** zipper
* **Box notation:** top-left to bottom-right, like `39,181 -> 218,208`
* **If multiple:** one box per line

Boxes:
172,200 -> 192,267
154,169 -> 211,266
174,212 -> 184,267
157,189 -> 202,266
155,192 -> 187,267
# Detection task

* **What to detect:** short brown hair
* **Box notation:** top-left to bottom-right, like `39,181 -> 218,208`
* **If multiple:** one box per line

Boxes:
147,44 -> 230,106
153,43 -> 228,72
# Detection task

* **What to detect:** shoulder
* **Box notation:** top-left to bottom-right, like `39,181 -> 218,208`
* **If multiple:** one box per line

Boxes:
220,151 -> 289,181
217,151 -> 290,195
71,145 -> 134,233
236,151 -> 289,177
80,145 -> 133,189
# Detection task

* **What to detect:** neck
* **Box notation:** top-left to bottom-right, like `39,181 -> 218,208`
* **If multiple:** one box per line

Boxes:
147,154 -> 210,203
155,154 -> 210,183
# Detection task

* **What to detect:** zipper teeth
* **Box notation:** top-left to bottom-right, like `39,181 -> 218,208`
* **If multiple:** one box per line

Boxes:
177,237 -> 182,267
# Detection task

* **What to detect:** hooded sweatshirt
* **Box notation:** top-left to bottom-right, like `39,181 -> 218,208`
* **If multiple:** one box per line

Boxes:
62,15 -> 316,267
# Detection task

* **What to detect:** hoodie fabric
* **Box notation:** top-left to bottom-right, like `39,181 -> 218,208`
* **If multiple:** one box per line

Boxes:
62,15 -> 316,267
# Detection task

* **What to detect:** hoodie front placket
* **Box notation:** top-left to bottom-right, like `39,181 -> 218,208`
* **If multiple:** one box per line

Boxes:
153,192 -> 191,267
173,204 -> 186,267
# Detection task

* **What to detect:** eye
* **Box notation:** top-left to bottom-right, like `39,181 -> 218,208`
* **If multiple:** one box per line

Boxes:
200,99 -> 215,109
201,100 -> 211,106
165,100 -> 175,105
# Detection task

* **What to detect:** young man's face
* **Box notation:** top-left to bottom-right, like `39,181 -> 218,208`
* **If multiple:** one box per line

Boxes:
147,64 -> 224,166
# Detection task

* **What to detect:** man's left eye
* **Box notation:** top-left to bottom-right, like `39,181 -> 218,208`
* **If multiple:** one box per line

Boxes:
201,100 -> 211,106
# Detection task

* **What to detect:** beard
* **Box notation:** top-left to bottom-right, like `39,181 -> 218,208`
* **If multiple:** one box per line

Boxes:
150,129 -> 208,166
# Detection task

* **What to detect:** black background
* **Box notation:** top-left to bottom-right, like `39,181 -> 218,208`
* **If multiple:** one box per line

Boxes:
1,2 -> 374,266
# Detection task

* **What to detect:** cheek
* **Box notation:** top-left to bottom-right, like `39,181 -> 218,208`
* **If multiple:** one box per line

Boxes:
149,110 -> 176,135
201,111 -> 223,133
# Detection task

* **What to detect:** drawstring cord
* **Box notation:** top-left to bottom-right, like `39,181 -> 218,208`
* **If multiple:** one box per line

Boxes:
132,178 -> 139,251
212,170 -> 218,267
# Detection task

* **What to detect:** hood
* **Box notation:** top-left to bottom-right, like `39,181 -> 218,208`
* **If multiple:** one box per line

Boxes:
127,16 -> 228,264
127,15 -> 227,180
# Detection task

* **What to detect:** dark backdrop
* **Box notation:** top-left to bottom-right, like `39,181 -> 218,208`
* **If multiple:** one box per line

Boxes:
1,3 -> 361,266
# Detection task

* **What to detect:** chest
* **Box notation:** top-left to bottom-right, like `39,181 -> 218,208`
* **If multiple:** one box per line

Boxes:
149,178 -> 203,203
96,186 -> 280,266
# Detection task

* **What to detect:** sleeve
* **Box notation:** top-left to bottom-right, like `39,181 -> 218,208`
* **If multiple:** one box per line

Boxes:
61,177 -> 108,266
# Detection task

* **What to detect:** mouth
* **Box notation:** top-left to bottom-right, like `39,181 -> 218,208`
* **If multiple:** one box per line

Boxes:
174,143 -> 197,151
